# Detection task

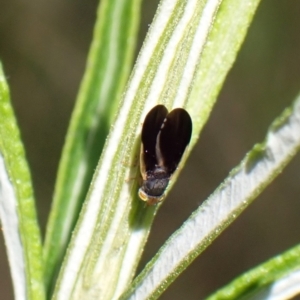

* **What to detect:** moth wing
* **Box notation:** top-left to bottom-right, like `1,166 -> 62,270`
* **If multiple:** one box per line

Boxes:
140,105 -> 168,175
157,108 -> 192,174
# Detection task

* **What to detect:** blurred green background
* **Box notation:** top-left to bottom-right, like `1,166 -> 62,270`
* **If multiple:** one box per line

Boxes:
1,1 -> 300,299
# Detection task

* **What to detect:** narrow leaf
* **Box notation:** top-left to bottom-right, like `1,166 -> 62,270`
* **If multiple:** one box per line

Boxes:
0,64 -> 45,300
43,0 -> 142,292
206,244 -> 300,300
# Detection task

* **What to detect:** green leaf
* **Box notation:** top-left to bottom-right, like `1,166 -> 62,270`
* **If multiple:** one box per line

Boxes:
120,93 -> 300,299
0,64 -> 45,300
51,0 -> 261,299
43,0 -> 142,292
206,244 -> 300,300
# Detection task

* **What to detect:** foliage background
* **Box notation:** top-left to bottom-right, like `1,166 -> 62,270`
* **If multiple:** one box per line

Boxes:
1,0 -> 300,299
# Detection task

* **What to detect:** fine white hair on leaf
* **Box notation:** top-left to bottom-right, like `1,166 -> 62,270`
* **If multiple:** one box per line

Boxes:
0,154 -> 26,300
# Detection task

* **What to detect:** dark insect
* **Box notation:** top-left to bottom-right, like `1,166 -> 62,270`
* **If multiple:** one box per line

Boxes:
139,104 -> 192,205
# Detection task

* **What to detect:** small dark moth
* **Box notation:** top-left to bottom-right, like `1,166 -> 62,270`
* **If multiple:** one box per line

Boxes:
139,104 -> 192,205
